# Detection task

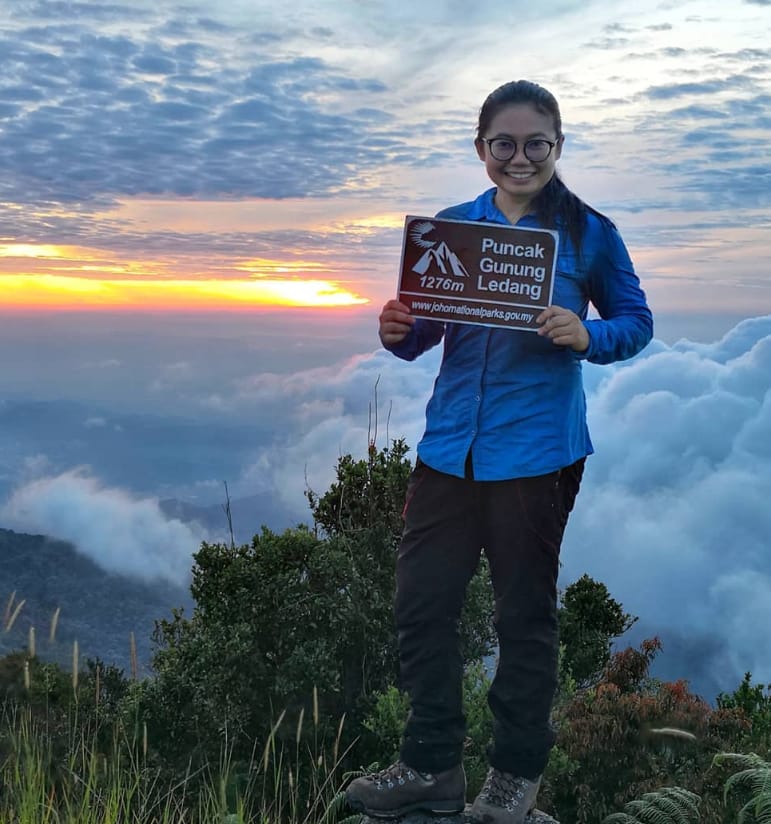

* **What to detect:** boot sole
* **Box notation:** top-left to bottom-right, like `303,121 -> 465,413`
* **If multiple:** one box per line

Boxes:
347,796 -> 466,818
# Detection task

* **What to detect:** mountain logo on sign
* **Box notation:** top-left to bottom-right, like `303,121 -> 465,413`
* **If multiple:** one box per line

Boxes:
409,220 -> 469,278
412,241 -> 470,278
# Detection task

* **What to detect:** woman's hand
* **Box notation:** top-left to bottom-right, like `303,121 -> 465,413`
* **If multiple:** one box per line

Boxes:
379,299 -> 415,346
537,305 -> 590,352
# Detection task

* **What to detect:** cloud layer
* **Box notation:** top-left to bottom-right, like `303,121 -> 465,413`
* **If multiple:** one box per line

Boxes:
1,314 -> 770,698
219,315 -> 771,698
99,311 -> 768,700
1,468 -> 204,585
563,316 -> 771,697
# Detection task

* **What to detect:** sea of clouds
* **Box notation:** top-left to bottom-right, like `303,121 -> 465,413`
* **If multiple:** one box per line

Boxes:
565,315 -> 771,697
2,314 -> 770,698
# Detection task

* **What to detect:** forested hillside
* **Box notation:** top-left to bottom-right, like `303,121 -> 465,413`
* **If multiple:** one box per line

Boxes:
0,527 -> 192,675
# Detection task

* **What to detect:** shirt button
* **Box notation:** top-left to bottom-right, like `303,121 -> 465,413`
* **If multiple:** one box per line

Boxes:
475,395 -> 481,402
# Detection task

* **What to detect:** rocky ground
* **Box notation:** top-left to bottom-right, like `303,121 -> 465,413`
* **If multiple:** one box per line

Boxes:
358,807 -> 559,823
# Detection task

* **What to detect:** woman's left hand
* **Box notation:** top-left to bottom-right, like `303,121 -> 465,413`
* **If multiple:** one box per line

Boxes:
536,305 -> 590,352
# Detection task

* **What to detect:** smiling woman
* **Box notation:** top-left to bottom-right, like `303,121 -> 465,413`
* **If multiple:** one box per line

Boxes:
0,275 -> 368,309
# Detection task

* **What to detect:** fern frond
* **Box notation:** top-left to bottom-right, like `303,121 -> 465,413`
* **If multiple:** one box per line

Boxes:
603,786 -> 700,824
714,753 -> 767,770
737,777 -> 771,824
751,795 -> 771,824
643,788 -> 701,824
726,766 -> 771,796
721,756 -> 771,804
623,799 -> 655,821
714,751 -> 771,824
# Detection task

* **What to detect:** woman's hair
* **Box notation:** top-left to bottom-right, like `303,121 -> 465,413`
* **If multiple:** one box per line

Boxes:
477,80 -> 592,258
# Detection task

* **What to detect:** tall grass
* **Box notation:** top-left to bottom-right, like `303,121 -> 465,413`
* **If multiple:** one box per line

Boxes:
1,660 -> 356,824
1,600 -> 357,823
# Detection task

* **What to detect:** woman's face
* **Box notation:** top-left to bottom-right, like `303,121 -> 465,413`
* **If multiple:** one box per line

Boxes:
475,102 -> 563,214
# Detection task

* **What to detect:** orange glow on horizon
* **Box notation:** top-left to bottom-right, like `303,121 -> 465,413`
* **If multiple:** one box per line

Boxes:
0,275 -> 368,310
0,244 -> 70,258
235,257 -> 333,275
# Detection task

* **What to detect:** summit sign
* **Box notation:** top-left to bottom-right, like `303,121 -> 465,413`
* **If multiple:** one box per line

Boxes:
397,216 -> 558,331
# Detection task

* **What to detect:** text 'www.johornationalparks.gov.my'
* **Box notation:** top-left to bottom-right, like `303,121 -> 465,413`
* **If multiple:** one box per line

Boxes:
411,299 -> 534,324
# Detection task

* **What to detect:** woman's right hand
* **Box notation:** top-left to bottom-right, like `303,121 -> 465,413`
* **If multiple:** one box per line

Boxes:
379,299 -> 415,346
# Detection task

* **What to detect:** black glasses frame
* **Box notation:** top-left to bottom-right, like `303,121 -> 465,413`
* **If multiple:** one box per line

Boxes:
481,137 -> 557,163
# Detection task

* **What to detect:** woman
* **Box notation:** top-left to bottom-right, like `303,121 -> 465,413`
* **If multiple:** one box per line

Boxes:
346,79 -> 653,824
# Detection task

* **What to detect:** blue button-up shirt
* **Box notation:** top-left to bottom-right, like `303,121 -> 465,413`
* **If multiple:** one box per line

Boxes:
386,188 -> 653,480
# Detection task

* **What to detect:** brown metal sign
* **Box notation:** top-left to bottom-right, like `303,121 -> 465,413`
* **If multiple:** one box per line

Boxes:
397,215 -> 558,331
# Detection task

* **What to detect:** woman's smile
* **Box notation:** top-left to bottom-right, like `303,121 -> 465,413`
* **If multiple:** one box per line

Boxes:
504,169 -> 537,180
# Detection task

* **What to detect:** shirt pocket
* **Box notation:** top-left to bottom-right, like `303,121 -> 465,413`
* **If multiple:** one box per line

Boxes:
552,267 -> 589,316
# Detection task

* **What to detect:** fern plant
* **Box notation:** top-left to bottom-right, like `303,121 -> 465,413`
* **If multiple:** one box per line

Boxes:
603,786 -> 700,824
715,752 -> 771,824
319,788 -> 362,824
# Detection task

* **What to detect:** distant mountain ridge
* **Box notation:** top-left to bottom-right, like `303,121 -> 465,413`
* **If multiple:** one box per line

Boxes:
0,527 -> 192,676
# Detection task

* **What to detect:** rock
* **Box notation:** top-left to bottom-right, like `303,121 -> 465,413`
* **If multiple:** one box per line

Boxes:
357,805 -> 559,823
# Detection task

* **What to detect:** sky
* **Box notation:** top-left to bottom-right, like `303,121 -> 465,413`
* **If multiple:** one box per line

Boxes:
1,0 -> 770,699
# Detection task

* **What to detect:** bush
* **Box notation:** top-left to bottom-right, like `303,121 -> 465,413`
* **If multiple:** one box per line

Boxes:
546,639 -> 749,824
142,441 -> 495,785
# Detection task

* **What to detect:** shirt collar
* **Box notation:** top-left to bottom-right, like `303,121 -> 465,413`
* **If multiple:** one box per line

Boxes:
466,187 -> 500,221
467,187 -> 537,227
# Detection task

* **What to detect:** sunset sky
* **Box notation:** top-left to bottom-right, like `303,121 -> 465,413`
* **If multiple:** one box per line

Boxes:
0,0 -> 769,316
2,0 -> 771,697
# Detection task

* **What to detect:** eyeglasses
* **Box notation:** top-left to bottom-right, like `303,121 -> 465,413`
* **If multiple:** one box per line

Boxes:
481,137 -> 557,163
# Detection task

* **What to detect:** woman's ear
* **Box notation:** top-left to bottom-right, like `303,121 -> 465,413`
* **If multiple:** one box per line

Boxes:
474,138 -> 486,162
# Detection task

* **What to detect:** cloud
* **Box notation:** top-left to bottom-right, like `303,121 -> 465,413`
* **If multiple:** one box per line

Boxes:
0,0 -> 768,317
232,347 -> 442,512
561,315 -> 771,698
0,0 -> 769,697
644,74 -> 758,100
0,5 -> 416,208
0,468 -> 204,585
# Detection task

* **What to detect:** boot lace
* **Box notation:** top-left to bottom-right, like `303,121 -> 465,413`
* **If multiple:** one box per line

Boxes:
479,770 -> 534,812
369,761 -> 421,790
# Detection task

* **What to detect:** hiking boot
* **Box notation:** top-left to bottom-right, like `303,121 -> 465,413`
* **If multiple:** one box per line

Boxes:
345,760 -> 466,818
470,769 -> 541,824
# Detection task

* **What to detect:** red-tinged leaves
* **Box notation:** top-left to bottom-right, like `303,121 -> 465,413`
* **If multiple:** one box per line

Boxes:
546,639 -> 749,824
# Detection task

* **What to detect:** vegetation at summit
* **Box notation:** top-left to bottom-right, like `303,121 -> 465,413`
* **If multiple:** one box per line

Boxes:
2,439 -> 771,822
558,573 -> 637,687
